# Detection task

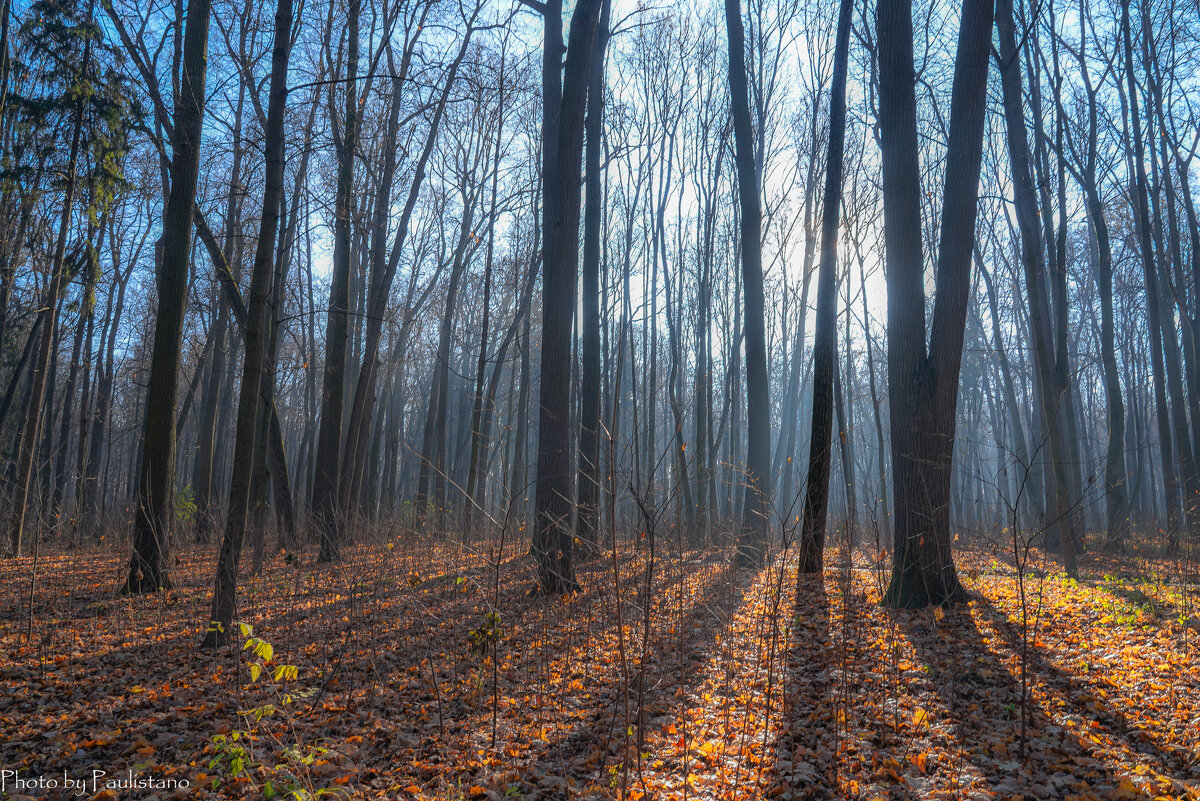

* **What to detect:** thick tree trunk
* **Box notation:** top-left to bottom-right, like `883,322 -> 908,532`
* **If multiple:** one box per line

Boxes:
532,0 -> 603,593
122,0 -> 213,592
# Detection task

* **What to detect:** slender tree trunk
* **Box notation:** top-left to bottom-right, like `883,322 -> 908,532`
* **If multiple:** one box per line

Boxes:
977,255 -> 1043,523
193,79 -> 246,542
575,0 -> 610,549
205,0 -> 294,644
1063,3 -> 1129,549
996,0 -> 1078,576
796,0 -> 851,574
725,0 -> 771,566
860,259 -> 891,548
193,301 -> 229,542
53,229 -> 100,520
1121,0 -> 1180,549
6,61 -> 85,556
312,0 -> 361,562
464,82 -> 505,529
83,243 -> 133,531
341,10 -> 472,519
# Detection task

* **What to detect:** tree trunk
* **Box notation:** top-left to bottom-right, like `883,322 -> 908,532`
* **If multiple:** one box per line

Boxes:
205,0 -> 293,645
341,10 -> 472,520
878,0 -> 991,607
53,228 -> 100,521
725,0 -> 771,566
532,0 -> 603,593
6,55 -> 85,556
1057,4 -> 1130,548
311,0 -> 361,562
1121,0 -> 1180,549
575,0 -> 611,550
996,0 -> 1078,577
122,0 -> 213,592
796,0 -> 851,574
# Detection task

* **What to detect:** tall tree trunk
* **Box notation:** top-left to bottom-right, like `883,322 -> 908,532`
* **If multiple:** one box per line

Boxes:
725,0 -> 771,566
510,310 -> 532,528
193,301 -> 229,542
341,9 -> 472,519
83,234 -> 134,531
575,0 -> 610,549
1121,0 -> 1180,549
311,0 -> 361,562
1064,1 -> 1129,549
996,0 -> 1078,577
53,228 -> 100,520
860,258 -> 891,548
796,0 -> 851,574
193,78 -> 246,543
532,0 -> 603,593
463,81 -> 505,529
1144,36 -> 1200,540
6,53 -> 85,556
205,0 -> 294,645
122,0 -> 213,592
977,255 -> 1043,523
878,0 -> 991,607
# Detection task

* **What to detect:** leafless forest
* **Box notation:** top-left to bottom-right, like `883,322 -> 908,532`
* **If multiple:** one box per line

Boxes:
1,0 -> 1199,797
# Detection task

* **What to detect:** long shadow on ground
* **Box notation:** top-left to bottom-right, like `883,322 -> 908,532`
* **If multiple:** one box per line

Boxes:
764,571 -> 834,800
898,596 -> 1164,800
512,557 -> 751,800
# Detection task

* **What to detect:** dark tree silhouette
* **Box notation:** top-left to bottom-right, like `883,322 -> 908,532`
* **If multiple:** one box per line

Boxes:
123,0 -> 213,593
877,0 -> 992,608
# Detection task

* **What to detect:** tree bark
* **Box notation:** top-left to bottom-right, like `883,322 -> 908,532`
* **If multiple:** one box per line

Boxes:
204,0 -> 294,646
532,0 -> 603,593
725,0 -> 771,566
311,0 -> 361,562
878,0 -> 991,607
796,0 -> 852,575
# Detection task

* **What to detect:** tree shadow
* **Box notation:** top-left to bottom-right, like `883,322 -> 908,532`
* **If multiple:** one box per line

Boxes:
763,571 -> 834,799
973,595 -> 1196,781
896,594 -> 1172,799
509,559 -> 751,798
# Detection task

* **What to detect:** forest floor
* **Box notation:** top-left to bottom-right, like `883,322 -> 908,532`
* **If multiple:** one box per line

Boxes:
1,531 -> 1198,801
